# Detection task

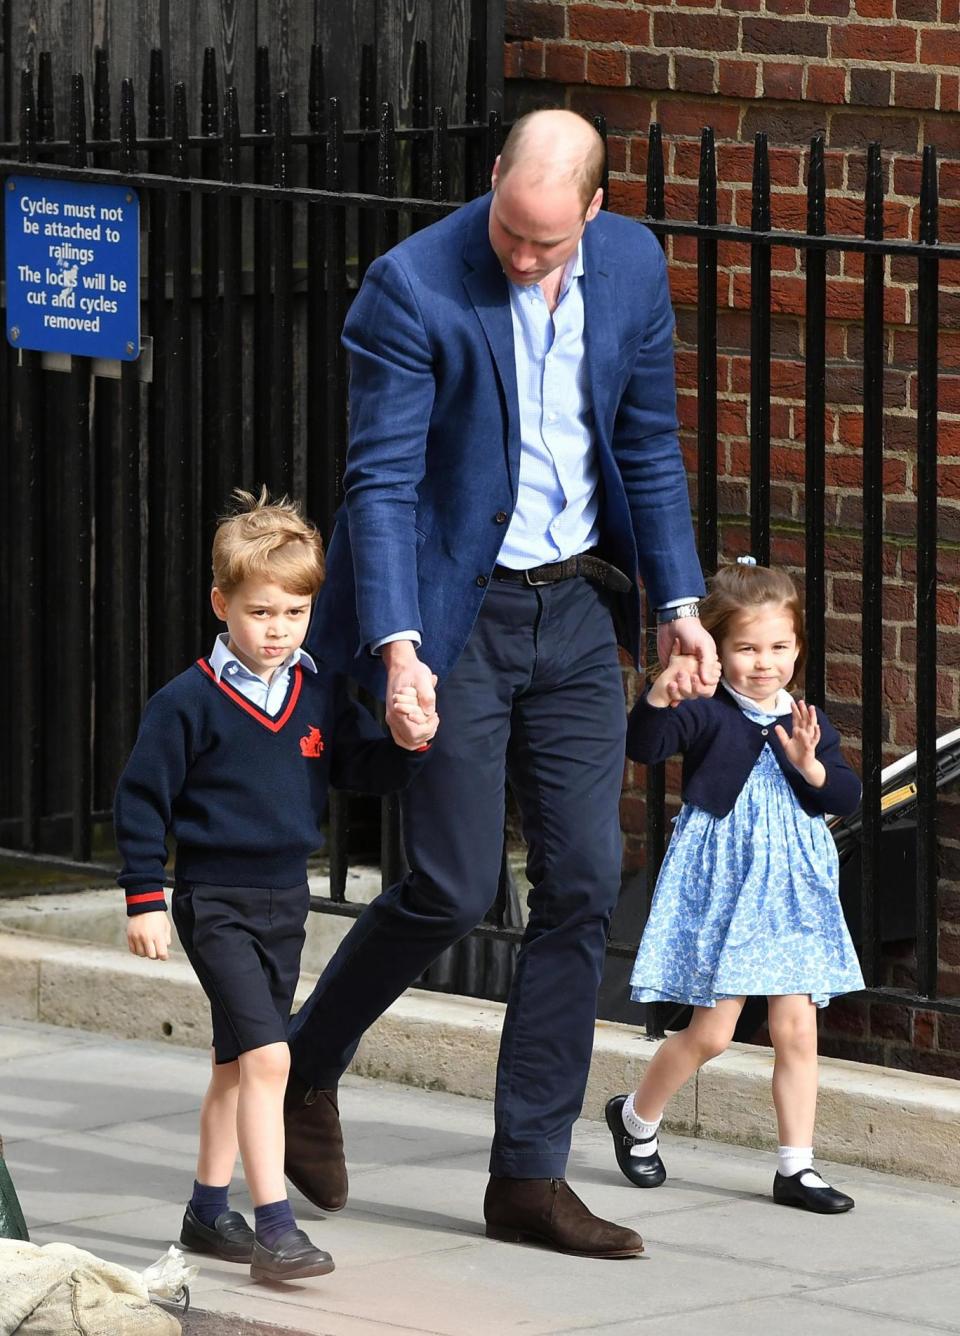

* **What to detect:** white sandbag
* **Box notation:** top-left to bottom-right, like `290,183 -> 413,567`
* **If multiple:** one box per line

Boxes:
0,1238 -> 181,1336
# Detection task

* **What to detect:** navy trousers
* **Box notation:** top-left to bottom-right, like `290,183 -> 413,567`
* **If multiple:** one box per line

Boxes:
289,575 -> 626,1178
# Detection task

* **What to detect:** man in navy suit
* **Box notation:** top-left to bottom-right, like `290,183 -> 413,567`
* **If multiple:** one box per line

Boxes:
286,110 -> 714,1257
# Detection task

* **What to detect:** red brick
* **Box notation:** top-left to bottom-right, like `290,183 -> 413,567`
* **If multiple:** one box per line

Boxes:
715,60 -> 758,99
938,969 -> 960,999
850,67 -> 892,108
605,177 -> 652,216
569,87 -> 653,131
829,111 -> 921,154
943,0 -> 960,20
587,48 -> 627,85
743,18 -> 828,56
855,0 -> 894,14
503,39 -> 544,79
922,117 -> 960,157
505,0 -> 566,39
734,186 -> 808,229
657,99 -> 742,140
941,75 -> 960,113
630,51 -> 671,90
763,62 -> 804,101
568,6 -> 650,44
674,55 -> 717,96
805,65 -> 847,104
893,70 -> 938,110
940,1010 -> 960,1049
820,996 -> 868,1037
834,25 -> 918,61
544,41 -> 586,83
767,0 -> 806,11
653,13 -> 740,52
742,104 -> 829,146
870,1002 -> 912,1041
898,0 -> 938,16
605,135 -> 628,173
811,0 -> 850,12
919,30 -> 960,65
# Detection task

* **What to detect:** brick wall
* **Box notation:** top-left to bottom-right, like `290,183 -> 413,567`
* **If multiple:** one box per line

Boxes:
504,0 -> 960,1077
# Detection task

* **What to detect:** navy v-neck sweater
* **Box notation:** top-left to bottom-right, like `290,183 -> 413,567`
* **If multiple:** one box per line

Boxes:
115,659 -> 427,915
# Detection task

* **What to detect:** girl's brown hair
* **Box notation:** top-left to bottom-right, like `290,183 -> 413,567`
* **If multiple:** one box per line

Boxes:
700,562 -> 806,688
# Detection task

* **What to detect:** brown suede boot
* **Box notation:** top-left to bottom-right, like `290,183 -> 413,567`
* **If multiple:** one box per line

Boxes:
283,1073 -> 348,1212
483,1176 -> 644,1258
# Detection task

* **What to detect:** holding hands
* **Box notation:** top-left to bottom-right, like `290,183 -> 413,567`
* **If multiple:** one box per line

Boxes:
774,699 -> 826,789
382,641 -> 439,750
647,638 -> 722,709
391,683 -> 439,748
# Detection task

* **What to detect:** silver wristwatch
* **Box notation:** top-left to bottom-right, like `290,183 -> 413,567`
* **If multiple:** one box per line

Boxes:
656,601 -> 701,624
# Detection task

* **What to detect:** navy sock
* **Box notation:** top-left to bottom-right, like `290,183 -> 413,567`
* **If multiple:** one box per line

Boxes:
189,1180 -> 229,1228
254,1199 -> 296,1250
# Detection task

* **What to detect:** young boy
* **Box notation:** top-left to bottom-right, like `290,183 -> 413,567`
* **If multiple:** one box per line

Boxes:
115,488 -> 436,1283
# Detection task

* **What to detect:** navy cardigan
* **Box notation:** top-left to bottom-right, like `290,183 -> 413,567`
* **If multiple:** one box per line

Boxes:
627,684 -> 861,819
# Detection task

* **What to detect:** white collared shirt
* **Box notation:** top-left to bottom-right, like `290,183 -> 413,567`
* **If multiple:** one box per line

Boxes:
209,633 -> 318,717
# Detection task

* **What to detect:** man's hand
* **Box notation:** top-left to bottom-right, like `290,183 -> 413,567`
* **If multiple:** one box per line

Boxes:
657,617 -> 719,679
127,910 -> 172,961
775,699 -> 826,788
382,641 -> 438,750
392,685 -> 440,746
648,638 -> 721,708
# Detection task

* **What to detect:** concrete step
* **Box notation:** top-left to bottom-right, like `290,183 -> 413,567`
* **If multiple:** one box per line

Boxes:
1,920 -> 958,1187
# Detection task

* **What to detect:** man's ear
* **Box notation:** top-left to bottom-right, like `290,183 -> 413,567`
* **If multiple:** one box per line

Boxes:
584,186 -> 603,224
491,154 -> 501,190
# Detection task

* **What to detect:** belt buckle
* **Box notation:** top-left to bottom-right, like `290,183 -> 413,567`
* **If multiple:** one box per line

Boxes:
523,566 -> 553,587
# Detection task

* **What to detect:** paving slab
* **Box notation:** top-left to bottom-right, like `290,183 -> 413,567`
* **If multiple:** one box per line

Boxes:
1,1019 -> 958,1336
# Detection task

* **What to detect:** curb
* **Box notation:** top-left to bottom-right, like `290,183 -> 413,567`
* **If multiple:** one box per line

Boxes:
2,927 -> 959,1186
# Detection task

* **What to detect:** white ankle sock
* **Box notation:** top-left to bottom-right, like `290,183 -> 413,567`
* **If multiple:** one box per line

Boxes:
778,1145 -> 814,1178
621,1095 -> 662,1158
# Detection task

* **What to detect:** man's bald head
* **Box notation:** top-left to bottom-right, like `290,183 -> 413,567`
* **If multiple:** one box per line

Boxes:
497,110 -> 604,212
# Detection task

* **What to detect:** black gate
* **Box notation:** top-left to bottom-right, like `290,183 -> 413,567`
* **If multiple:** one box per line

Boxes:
0,47 -> 955,1026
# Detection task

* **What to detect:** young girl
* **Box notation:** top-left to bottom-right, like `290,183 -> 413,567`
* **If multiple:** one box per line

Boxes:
606,559 -> 864,1214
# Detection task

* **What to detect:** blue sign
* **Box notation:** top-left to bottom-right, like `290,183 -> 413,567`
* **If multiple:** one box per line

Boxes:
5,176 -> 140,360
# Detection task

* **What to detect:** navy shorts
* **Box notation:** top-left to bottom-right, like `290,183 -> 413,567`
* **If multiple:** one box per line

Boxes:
172,880 -> 310,1064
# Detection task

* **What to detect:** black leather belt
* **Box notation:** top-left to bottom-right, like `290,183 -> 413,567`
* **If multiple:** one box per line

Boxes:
492,553 -> 632,594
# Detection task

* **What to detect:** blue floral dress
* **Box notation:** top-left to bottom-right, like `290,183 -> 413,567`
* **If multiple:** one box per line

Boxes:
629,691 -> 865,1009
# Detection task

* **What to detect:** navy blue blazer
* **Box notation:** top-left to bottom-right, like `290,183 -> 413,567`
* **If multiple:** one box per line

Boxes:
309,193 -> 705,692
627,684 -> 862,818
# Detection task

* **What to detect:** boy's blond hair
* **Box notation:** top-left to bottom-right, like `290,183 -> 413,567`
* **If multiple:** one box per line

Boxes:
212,487 -> 325,596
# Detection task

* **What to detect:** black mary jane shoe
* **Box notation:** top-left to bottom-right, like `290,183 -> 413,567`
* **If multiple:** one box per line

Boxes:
180,1203 -> 255,1262
773,1170 -> 855,1214
250,1227 -> 335,1283
604,1095 -> 667,1189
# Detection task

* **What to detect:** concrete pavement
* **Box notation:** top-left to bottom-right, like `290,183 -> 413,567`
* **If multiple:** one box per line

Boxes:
1,1018 -> 958,1336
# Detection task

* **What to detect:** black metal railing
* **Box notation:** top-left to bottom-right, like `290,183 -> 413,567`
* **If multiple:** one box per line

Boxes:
0,48 -> 954,1025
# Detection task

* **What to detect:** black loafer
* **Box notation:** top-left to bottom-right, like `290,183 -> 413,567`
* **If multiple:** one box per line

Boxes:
604,1095 -> 667,1188
773,1170 -> 855,1214
180,1203 -> 255,1262
250,1227 -> 335,1282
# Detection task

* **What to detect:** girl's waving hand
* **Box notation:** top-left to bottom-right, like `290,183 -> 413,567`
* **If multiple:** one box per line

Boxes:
775,700 -> 826,789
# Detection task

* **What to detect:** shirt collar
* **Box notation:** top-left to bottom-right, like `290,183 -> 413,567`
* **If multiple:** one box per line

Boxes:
209,632 -> 318,684
511,241 -> 584,303
721,678 -> 793,723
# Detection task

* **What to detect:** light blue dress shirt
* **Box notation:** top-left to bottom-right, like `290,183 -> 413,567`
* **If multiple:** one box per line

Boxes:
498,243 -> 600,569
209,633 -> 318,718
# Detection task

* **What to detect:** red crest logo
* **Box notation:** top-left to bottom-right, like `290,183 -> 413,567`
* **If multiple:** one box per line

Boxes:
299,725 -> 324,757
